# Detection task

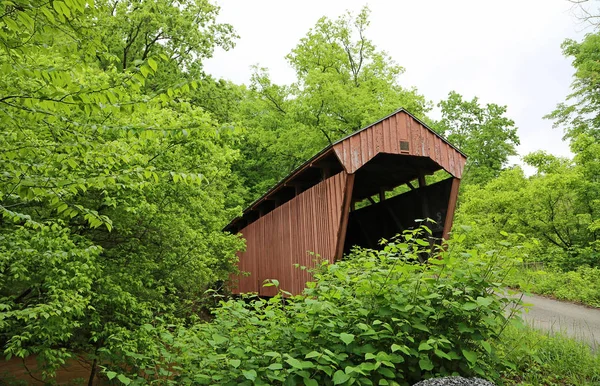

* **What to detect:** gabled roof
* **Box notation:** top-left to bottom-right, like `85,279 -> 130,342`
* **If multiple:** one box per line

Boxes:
225,108 -> 466,232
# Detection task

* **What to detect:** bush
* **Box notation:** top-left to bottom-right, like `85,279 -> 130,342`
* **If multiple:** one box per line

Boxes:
108,227 -> 524,385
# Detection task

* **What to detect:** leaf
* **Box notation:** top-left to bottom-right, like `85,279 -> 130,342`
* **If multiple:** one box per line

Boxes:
242,369 -> 257,381
462,302 -> 478,310
481,341 -> 492,354
377,367 -> 395,378
267,362 -> 282,370
117,374 -> 131,385
339,333 -> 355,345
230,359 -> 241,368
475,296 -> 493,307
212,334 -> 228,345
462,349 -> 478,364
285,357 -> 303,369
418,342 -> 432,351
418,358 -> 434,371
140,65 -> 150,78
305,379 -> 318,386
106,371 -> 117,380
147,58 -> 158,71
333,369 -> 351,385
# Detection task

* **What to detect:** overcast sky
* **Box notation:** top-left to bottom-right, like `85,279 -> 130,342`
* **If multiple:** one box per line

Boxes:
204,0 -> 591,165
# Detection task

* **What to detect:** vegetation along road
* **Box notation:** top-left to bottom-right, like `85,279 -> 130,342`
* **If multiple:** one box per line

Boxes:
518,293 -> 600,350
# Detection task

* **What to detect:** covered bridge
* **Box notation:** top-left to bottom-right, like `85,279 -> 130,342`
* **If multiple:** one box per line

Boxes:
225,109 -> 467,296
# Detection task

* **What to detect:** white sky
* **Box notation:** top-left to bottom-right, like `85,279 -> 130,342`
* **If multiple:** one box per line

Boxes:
204,0 -> 591,164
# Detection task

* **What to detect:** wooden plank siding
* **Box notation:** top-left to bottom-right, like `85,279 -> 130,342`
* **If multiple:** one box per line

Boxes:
333,111 -> 466,177
232,172 -> 348,296
227,109 -> 467,296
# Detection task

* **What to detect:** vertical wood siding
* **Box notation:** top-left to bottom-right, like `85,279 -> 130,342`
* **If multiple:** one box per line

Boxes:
233,172 -> 348,296
333,111 -> 467,177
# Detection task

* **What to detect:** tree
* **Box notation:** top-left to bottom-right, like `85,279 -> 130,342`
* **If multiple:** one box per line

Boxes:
0,0 -> 243,382
455,153 -> 598,269
547,31 -> 600,253
234,7 -> 431,203
95,0 -> 236,72
435,91 -> 520,185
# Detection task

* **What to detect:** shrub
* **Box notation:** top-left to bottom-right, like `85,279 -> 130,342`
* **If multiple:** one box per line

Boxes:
108,227 -> 524,385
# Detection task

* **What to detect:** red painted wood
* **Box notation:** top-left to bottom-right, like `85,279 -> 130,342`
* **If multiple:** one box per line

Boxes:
333,111 -> 465,176
232,173 -> 348,296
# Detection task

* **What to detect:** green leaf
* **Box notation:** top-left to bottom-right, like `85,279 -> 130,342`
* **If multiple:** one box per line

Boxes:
212,334 -> 228,345
242,369 -> 257,381
140,65 -> 150,78
418,342 -> 432,351
377,367 -> 395,378
106,371 -> 117,380
117,374 -> 131,385
418,358 -> 434,371
333,369 -> 351,385
267,363 -> 282,370
285,357 -> 303,369
475,296 -> 493,307
147,58 -> 158,71
462,349 -> 478,364
481,341 -> 492,354
339,333 -> 355,345
305,379 -> 318,386
230,359 -> 241,368
462,302 -> 478,310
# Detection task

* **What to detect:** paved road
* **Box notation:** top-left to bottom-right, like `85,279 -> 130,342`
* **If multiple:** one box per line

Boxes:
512,293 -> 600,350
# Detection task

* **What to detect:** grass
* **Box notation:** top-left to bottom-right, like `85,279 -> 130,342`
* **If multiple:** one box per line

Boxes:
496,323 -> 600,385
505,266 -> 600,308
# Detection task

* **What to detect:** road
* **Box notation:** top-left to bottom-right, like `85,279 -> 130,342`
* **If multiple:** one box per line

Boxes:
513,293 -> 600,350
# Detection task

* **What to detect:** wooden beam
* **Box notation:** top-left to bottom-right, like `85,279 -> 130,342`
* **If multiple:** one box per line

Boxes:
334,173 -> 355,260
417,170 -> 431,221
442,178 -> 461,239
379,188 -> 386,202
418,171 -> 427,188
406,181 -> 416,190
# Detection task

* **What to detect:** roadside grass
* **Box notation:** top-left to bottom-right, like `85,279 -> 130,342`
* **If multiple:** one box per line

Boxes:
497,323 -> 600,385
505,266 -> 600,308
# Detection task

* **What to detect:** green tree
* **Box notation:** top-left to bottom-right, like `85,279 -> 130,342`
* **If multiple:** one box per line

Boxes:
95,0 -> 235,72
455,152 -> 598,269
0,0 -> 243,382
234,7 -> 431,202
435,91 -> 520,185
547,32 -> 600,239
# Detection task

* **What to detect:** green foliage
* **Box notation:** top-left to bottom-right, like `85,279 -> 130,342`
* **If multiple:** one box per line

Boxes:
435,91 -> 520,185
95,0 -> 236,73
233,7 -> 431,202
506,266 -> 600,308
455,158 -> 598,269
0,0 -> 243,381
497,324 -> 600,385
547,31 -> 600,257
109,227 -> 524,385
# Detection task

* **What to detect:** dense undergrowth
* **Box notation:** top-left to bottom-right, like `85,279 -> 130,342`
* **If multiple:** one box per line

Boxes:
102,227 -> 527,385
498,324 -> 600,385
506,266 -> 600,308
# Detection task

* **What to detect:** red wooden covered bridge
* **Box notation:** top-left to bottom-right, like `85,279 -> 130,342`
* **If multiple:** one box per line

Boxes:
225,109 -> 467,296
